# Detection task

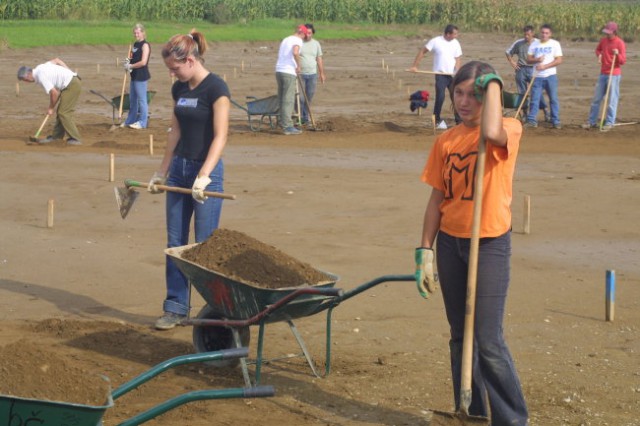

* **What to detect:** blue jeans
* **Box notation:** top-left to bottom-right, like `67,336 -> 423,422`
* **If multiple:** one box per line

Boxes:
125,79 -> 149,128
276,72 -> 297,129
527,74 -> 559,125
588,74 -> 621,126
516,67 -> 547,114
436,231 -> 528,426
300,73 -> 318,123
164,156 -> 224,316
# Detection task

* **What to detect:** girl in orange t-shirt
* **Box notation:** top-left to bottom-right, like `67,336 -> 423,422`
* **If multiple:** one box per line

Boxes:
415,61 -> 528,425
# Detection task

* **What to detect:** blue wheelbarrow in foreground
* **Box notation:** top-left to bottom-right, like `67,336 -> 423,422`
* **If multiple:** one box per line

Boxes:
165,244 -> 414,387
0,348 -> 273,426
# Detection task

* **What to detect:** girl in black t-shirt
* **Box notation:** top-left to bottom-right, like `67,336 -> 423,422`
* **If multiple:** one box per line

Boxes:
148,29 -> 231,330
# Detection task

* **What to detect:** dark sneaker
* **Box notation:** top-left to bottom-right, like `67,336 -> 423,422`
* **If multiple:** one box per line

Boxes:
38,136 -> 57,144
67,138 -> 82,145
154,312 -> 186,330
523,122 -> 537,129
283,127 -> 302,135
580,122 -> 596,129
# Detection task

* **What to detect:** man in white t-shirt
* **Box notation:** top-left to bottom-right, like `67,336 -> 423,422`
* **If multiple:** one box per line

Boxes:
275,24 -> 311,135
524,24 -> 563,129
408,24 -> 462,129
17,58 -> 82,145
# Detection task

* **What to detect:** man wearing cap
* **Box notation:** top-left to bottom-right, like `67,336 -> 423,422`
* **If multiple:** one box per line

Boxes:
582,21 -> 627,131
275,24 -> 311,135
17,58 -> 82,145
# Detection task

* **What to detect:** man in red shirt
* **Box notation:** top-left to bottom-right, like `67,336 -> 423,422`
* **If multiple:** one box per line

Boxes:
582,21 -> 626,131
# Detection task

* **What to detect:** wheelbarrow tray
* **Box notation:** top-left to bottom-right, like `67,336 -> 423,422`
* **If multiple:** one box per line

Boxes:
0,392 -> 112,426
231,95 -> 279,132
503,91 -> 524,109
166,244 -> 338,323
89,89 -> 157,124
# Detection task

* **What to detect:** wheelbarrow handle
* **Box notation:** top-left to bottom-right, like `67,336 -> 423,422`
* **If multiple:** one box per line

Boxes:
111,348 -> 249,400
124,179 -> 236,200
244,385 -> 276,398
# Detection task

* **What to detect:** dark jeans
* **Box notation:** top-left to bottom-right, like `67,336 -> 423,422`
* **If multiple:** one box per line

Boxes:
436,231 -> 528,425
434,75 -> 460,123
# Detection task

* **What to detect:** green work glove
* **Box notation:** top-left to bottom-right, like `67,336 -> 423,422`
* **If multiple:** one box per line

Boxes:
474,73 -> 503,102
415,247 -> 438,299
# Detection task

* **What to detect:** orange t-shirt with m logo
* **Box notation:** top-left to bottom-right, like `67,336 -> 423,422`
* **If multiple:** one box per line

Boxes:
421,118 -> 521,238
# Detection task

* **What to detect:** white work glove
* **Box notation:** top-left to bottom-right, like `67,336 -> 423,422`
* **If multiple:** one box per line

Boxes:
415,247 -> 439,299
123,58 -> 132,72
148,172 -> 167,194
192,175 -> 211,203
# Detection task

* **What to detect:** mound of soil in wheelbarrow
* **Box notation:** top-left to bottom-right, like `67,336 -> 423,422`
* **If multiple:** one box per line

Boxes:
182,228 -> 332,289
0,340 -> 110,406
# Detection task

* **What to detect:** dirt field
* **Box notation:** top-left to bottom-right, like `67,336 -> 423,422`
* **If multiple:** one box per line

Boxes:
1,31 -> 639,425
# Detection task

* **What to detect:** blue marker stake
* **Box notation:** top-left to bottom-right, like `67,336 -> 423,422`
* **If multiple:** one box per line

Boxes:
606,270 -> 615,322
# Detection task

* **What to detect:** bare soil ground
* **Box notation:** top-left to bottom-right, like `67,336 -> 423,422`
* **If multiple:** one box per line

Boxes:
0,32 -> 639,425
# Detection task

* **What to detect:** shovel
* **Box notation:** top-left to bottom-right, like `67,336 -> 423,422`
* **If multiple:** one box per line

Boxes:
115,179 -> 236,219
28,114 -> 50,143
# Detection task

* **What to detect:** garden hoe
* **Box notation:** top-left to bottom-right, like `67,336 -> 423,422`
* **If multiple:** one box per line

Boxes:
28,113 -> 50,143
115,179 -> 236,219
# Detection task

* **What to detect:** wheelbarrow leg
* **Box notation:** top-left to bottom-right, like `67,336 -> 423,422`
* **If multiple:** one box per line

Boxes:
233,328 -> 253,388
286,319 -> 324,378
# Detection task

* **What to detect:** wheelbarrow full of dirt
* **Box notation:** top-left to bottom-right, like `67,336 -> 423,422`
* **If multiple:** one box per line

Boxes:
0,348 -> 273,426
165,244 -> 414,387
90,89 -> 157,125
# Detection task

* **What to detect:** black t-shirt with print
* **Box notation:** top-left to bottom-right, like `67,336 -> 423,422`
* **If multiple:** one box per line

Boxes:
172,73 -> 230,161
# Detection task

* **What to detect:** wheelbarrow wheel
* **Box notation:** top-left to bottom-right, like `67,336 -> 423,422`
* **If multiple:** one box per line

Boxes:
192,305 -> 250,368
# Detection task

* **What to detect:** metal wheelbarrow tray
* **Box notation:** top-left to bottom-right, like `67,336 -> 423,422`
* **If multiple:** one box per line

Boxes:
166,244 -> 414,386
0,348 -> 273,426
90,89 -> 157,125
231,95 -> 279,132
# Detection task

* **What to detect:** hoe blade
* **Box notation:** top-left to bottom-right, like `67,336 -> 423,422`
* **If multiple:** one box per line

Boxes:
114,186 -> 139,219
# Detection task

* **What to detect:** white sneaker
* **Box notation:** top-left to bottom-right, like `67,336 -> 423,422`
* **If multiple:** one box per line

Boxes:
436,120 -> 448,130
128,122 -> 143,130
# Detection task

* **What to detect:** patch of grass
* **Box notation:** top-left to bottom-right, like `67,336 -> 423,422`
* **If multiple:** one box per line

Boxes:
0,19 -> 419,48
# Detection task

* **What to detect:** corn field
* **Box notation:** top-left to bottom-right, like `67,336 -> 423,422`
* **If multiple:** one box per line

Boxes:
1,0 -> 638,38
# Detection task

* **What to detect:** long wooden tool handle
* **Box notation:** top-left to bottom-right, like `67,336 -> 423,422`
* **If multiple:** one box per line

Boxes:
599,53 -> 617,130
297,74 -> 316,127
515,72 -> 537,119
125,179 -> 236,200
118,44 -> 132,120
460,130 -> 487,416
34,114 -> 50,138
405,69 -> 453,76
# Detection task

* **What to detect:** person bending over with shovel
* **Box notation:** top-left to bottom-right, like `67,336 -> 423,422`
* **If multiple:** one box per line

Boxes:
415,61 -> 529,425
149,29 -> 231,330
17,58 -> 82,145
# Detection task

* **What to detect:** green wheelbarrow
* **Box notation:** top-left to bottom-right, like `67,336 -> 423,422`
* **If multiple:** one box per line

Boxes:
0,348 -> 274,426
165,244 -> 414,387
89,89 -> 157,125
